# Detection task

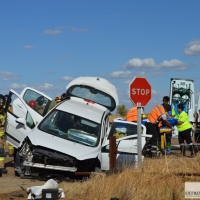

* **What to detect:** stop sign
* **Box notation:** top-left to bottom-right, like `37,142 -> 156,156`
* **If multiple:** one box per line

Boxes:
129,77 -> 151,107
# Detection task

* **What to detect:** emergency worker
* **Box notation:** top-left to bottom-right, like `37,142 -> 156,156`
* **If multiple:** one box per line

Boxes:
126,105 -> 146,122
4,94 -> 14,157
28,100 -> 37,109
162,96 -> 172,117
55,96 -> 62,103
145,104 -> 173,156
161,96 -> 173,154
0,94 -> 7,173
28,100 -> 44,115
174,103 -> 197,158
36,96 -> 46,107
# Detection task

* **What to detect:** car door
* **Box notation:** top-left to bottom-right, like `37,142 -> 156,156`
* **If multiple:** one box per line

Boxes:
4,87 -> 52,148
100,120 -> 152,171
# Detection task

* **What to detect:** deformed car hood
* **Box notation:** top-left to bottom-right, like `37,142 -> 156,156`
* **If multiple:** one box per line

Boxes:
27,128 -> 100,160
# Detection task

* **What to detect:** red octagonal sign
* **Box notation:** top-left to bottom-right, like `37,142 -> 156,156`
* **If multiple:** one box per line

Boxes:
129,77 -> 152,107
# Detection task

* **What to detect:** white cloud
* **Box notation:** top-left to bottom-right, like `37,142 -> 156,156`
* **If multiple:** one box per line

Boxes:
110,71 -> 133,78
23,83 -> 54,92
123,58 -> 157,70
23,45 -> 34,49
121,79 -> 132,84
0,71 -> 18,81
111,71 -> 164,79
10,83 -> 26,89
123,57 -> 188,71
159,59 -> 187,70
68,26 -> 90,32
184,40 -> 200,56
44,29 -> 62,35
31,83 -> 54,92
59,76 -> 74,81
30,84 -> 65,98
43,27 -> 64,35
3,83 -> 64,100
39,83 -> 53,89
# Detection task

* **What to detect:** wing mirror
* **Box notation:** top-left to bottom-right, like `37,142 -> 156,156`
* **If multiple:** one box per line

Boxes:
16,117 -> 26,126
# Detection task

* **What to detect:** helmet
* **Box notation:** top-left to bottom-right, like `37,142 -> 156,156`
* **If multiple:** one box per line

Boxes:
4,94 -> 11,104
55,96 -> 61,103
0,94 -> 5,107
4,94 -> 8,101
28,100 -> 37,108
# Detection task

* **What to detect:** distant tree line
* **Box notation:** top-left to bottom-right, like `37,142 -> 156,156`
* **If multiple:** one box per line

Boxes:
116,104 -> 128,117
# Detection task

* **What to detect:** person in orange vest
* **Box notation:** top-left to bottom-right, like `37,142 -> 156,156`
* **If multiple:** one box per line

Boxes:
145,104 -> 173,157
126,105 -> 146,122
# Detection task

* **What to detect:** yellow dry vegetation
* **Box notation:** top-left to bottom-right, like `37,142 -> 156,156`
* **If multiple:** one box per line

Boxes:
59,154 -> 200,200
109,115 -> 125,122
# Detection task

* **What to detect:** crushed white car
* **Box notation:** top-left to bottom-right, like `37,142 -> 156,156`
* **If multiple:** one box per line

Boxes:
5,77 -> 151,178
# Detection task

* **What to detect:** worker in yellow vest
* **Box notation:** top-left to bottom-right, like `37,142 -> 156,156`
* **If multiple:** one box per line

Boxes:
0,94 -> 7,173
174,103 -> 197,157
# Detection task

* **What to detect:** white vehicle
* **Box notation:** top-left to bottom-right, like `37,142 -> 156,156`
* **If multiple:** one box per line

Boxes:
5,77 -> 151,178
169,78 -> 195,138
197,92 -> 200,120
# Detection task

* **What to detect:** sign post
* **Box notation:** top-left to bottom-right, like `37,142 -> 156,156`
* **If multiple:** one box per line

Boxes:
129,77 -> 151,168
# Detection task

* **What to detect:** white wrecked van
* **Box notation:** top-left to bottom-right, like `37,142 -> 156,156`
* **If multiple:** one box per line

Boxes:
5,77 -> 150,177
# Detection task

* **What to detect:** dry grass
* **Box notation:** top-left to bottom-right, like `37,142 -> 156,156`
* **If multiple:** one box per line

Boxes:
58,115 -> 198,199
59,153 -> 200,200
109,115 -> 125,122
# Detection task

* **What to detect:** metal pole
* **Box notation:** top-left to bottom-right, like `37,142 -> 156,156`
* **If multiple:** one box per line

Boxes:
137,107 -> 142,168
109,136 -> 116,170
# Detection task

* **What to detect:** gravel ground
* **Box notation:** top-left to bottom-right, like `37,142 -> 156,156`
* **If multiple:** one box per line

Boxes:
0,156 -> 46,200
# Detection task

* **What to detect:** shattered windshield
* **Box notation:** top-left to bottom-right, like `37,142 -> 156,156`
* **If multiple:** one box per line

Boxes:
38,110 -> 100,147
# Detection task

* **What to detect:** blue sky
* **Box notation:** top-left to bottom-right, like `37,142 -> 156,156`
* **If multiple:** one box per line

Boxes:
0,0 -> 200,113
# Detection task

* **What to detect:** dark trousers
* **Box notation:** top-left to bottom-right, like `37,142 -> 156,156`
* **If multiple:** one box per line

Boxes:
145,122 -> 159,147
178,128 -> 193,145
166,133 -> 172,145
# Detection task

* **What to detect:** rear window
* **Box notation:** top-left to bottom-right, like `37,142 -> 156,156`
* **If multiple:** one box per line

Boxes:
66,85 -> 116,111
108,121 -> 144,139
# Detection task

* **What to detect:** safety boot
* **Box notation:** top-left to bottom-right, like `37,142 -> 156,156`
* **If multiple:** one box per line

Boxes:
0,168 -> 7,173
142,143 -> 151,157
189,144 -> 198,158
180,145 -> 186,156
150,146 -> 158,158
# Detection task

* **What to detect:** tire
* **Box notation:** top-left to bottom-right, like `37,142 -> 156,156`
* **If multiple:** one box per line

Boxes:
14,150 -> 25,176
